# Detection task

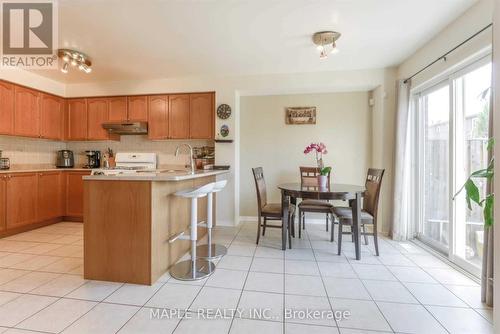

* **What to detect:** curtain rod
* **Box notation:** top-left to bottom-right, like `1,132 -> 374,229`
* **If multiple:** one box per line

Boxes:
403,23 -> 493,84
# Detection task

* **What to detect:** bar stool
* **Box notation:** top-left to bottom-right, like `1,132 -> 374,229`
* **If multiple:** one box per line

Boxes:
197,180 -> 228,260
169,182 -> 215,281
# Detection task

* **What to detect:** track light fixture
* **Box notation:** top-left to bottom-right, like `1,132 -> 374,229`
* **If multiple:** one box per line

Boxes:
58,49 -> 92,74
312,31 -> 341,59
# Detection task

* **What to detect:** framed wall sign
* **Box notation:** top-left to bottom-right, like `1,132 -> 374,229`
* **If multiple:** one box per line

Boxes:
285,107 -> 316,124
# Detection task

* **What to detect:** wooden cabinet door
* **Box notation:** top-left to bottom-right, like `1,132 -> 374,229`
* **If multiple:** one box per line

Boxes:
169,94 -> 190,139
127,96 -> 148,121
6,173 -> 38,228
108,97 -> 128,122
40,94 -> 64,140
67,99 -> 88,140
0,175 -> 6,232
87,98 -> 109,140
0,81 -> 14,135
189,93 -> 214,139
148,95 -> 169,139
14,86 -> 40,137
66,171 -> 89,218
37,172 -> 62,221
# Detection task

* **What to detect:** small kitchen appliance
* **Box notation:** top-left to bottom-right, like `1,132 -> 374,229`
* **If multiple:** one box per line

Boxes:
56,150 -> 74,168
0,151 -> 10,170
91,152 -> 157,176
85,150 -> 101,169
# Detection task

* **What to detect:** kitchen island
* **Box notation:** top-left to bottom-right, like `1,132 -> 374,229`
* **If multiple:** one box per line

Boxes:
83,169 -> 228,285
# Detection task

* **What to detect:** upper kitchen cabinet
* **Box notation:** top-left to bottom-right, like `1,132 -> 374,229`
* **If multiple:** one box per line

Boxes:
169,94 -> 190,139
87,98 -> 109,140
148,95 -> 169,140
0,81 -> 14,135
190,93 -> 214,139
40,93 -> 64,140
108,97 -> 128,121
67,99 -> 88,140
14,86 -> 40,137
128,96 -> 148,121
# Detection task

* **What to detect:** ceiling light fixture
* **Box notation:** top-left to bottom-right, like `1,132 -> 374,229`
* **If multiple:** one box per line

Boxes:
58,49 -> 92,74
312,31 -> 341,59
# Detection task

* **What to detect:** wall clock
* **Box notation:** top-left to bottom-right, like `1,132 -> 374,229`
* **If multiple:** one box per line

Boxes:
217,104 -> 231,119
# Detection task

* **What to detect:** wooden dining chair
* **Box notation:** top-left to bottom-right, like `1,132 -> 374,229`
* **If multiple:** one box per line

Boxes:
252,167 -> 295,247
297,166 -> 333,238
332,168 -> 385,256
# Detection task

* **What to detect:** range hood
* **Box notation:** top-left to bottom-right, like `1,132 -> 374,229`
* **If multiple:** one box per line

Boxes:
102,122 -> 148,135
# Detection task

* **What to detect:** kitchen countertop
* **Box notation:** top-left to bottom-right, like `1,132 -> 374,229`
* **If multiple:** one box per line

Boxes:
0,165 -> 91,174
83,169 -> 229,181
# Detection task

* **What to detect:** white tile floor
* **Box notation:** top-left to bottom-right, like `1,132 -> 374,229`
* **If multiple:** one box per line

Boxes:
0,221 -> 493,334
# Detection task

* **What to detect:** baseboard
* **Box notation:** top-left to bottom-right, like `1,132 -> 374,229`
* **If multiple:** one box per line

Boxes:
0,217 -> 62,238
216,220 -> 237,227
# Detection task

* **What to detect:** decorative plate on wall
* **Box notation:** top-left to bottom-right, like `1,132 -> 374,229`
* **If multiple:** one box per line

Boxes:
220,124 -> 230,137
217,104 -> 232,119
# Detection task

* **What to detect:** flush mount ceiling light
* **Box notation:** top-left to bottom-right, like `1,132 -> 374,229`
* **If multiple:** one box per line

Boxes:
57,49 -> 92,74
312,31 -> 341,59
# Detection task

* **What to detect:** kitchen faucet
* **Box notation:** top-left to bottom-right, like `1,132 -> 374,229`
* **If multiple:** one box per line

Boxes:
175,144 -> 195,175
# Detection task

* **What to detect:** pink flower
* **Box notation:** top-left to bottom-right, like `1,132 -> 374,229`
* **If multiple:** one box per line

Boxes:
304,142 -> 328,154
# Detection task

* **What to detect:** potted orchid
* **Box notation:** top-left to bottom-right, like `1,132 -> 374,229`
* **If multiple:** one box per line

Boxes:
304,142 -> 331,187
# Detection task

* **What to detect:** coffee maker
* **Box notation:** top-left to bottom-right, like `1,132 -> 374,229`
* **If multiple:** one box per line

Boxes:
85,150 -> 101,168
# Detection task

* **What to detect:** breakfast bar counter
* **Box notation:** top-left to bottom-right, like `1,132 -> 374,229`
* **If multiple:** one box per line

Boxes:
83,170 -> 228,285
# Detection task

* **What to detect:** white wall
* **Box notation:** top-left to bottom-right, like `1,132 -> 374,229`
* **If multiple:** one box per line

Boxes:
370,68 -> 397,234
239,91 -> 371,217
398,0 -> 493,85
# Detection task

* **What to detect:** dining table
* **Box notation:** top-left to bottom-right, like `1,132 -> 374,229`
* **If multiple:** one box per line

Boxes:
278,183 -> 366,260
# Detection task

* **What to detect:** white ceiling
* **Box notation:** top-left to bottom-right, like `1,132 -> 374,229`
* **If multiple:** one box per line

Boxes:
30,0 -> 477,84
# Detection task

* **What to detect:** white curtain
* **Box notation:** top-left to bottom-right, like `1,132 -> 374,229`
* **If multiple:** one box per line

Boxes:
391,79 -> 413,241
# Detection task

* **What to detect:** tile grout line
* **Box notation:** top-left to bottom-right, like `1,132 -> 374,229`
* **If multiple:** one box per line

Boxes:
306,223 -> 342,332
169,224 -> 243,334
227,223 -> 259,334
375,243 -> 455,333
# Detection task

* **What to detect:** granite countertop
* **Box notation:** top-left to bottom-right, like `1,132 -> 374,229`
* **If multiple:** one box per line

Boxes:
0,165 -> 91,174
83,169 -> 229,181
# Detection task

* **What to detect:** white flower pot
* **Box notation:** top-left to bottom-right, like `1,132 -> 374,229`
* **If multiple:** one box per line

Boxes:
318,175 -> 328,188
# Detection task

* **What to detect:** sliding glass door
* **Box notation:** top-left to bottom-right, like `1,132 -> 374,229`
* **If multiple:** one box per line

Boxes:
420,83 -> 450,253
415,56 -> 491,276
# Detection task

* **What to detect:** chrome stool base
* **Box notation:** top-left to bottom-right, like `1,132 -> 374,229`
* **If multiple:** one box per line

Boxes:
196,244 -> 228,260
170,259 -> 215,281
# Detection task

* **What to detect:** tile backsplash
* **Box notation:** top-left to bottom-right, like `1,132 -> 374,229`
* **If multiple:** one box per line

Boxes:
0,136 -> 66,165
0,135 -> 212,168
66,136 -> 212,167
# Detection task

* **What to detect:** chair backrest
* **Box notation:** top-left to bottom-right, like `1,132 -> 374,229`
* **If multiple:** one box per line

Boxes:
252,167 -> 267,213
363,168 -> 385,218
299,166 -> 330,186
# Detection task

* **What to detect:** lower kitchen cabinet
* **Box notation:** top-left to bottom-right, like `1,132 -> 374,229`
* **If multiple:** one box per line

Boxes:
38,172 -> 63,221
66,171 -> 90,218
6,173 -> 39,229
0,170 -> 90,236
0,176 -> 6,231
